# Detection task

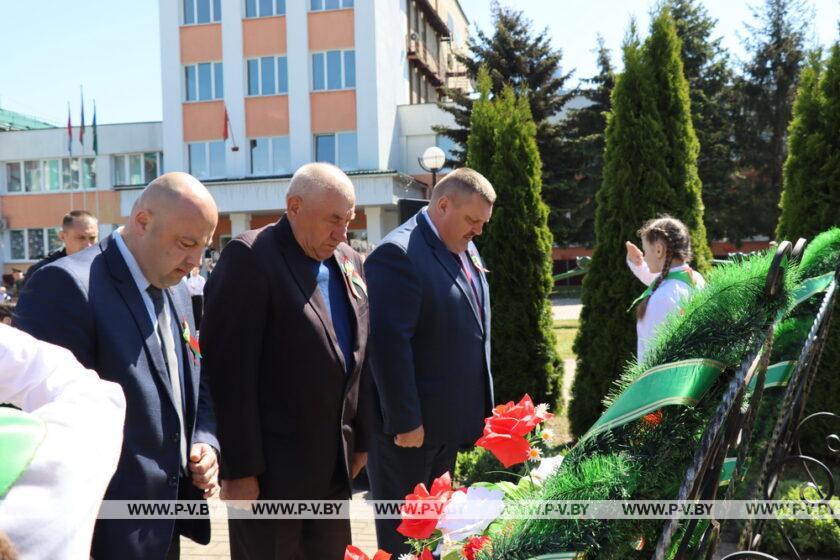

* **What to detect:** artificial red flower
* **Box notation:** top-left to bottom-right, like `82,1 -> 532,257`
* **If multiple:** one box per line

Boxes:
475,395 -> 554,467
420,548 -> 434,560
462,535 -> 492,560
642,410 -> 664,427
396,472 -> 454,539
344,544 -> 391,560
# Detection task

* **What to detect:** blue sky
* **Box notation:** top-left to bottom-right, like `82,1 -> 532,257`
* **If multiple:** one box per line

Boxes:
0,0 -> 837,125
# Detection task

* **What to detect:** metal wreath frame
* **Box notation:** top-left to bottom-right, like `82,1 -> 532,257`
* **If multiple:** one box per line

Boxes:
650,241 -> 840,560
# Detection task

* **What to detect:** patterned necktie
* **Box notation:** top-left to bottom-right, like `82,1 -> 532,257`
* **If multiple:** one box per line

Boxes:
147,285 -> 188,470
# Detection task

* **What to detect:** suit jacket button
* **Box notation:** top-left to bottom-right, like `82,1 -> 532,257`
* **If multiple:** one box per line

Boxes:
169,475 -> 178,487
172,432 -> 180,443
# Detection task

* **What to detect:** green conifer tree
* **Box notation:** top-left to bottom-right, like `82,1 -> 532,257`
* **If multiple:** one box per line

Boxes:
570,11 -> 712,436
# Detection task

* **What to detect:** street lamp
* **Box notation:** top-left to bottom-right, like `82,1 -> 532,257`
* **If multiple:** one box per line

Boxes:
418,146 -> 446,188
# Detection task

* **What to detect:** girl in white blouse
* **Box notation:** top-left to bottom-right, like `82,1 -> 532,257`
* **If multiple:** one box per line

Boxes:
625,216 -> 705,361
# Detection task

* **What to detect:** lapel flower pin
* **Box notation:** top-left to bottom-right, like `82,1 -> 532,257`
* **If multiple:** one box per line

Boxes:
468,247 -> 489,273
342,256 -> 368,298
181,318 -> 202,362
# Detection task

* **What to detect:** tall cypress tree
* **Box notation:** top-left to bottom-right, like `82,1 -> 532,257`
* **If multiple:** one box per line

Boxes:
551,37 -> 615,246
777,44 -> 840,460
666,0 -> 739,243
777,50 -> 828,240
569,11 -> 712,437
734,0 -> 810,239
466,69 -> 561,405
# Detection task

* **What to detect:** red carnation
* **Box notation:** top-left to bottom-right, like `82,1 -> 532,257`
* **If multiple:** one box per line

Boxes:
396,472 -> 454,539
462,535 -> 492,560
642,410 -> 664,427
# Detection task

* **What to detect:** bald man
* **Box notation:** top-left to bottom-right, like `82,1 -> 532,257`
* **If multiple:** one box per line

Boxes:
14,172 -> 221,560
201,163 -> 370,559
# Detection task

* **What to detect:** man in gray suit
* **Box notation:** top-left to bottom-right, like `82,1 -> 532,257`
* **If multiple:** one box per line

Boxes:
363,168 -> 496,554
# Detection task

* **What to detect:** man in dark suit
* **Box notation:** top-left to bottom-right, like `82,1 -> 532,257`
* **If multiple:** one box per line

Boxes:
23,209 -> 99,287
364,167 -> 496,554
13,172 -> 220,560
201,162 -> 369,559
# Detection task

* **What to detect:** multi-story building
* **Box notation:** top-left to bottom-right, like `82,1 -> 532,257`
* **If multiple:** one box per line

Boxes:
0,0 -> 471,275
155,0 -> 470,247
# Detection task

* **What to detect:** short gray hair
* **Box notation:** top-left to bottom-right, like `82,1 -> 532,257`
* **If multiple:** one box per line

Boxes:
287,162 -> 354,201
430,167 -> 496,205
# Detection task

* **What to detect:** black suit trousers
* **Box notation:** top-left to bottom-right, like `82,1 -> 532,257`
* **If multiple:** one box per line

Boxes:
366,430 -> 460,556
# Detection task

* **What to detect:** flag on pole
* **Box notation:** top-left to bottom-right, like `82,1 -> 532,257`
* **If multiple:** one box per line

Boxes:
92,101 -> 98,155
223,105 -> 239,151
66,102 -> 73,156
79,86 -> 85,146
223,105 -> 229,141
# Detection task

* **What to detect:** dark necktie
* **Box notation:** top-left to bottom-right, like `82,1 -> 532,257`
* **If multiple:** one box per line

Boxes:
147,285 -> 188,469
453,253 -> 484,324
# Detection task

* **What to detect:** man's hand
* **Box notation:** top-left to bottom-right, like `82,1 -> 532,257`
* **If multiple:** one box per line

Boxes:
394,425 -> 424,448
351,452 -> 368,478
188,443 -> 219,497
625,241 -> 644,266
220,476 -> 260,502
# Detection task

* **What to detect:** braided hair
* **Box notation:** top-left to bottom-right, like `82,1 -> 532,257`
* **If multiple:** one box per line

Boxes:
636,216 -> 693,320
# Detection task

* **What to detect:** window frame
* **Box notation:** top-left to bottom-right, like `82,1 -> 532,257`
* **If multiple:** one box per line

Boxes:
246,55 -> 289,97
313,131 -> 357,170
184,62 -> 224,102
4,158 -> 97,193
187,141 -> 227,180
245,0 -> 286,18
113,152 -> 163,186
183,0 -> 221,25
310,49 -> 356,92
248,136 -> 291,176
309,0 -> 353,12
7,227 -> 62,262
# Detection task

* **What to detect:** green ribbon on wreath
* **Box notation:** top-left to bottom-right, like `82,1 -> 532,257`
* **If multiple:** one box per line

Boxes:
581,358 -> 727,443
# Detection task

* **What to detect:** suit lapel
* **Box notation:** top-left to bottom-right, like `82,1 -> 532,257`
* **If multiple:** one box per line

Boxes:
418,213 -> 485,332
276,219 -> 347,376
167,284 -> 198,421
103,236 -> 180,415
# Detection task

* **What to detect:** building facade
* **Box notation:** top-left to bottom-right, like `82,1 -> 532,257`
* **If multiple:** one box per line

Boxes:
0,0 -> 470,275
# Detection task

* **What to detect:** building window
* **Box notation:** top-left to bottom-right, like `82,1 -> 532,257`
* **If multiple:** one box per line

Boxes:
250,136 -> 291,175
188,141 -> 226,179
246,0 -> 286,17
4,158 -> 96,193
185,62 -> 224,101
247,56 -> 288,96
183,0 -> 221,25
314,131 -> 357,170
114,153 -> 162,186
310,0 -> 353,11
9,228 -> 62,261
311,50 -> 355,91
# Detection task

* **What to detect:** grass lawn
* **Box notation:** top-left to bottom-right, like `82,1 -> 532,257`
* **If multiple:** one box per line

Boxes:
549,318 -> 580,445
553,319 -> 579,362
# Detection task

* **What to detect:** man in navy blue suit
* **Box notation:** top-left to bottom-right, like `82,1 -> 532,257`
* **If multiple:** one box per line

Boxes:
363,167 -> 496,554
14,172 -> 220,560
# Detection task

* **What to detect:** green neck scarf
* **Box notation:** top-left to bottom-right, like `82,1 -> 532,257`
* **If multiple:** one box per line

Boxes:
628,267 -> 695,313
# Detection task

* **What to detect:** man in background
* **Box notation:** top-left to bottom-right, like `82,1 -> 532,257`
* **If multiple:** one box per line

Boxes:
23,210 -> 99,286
